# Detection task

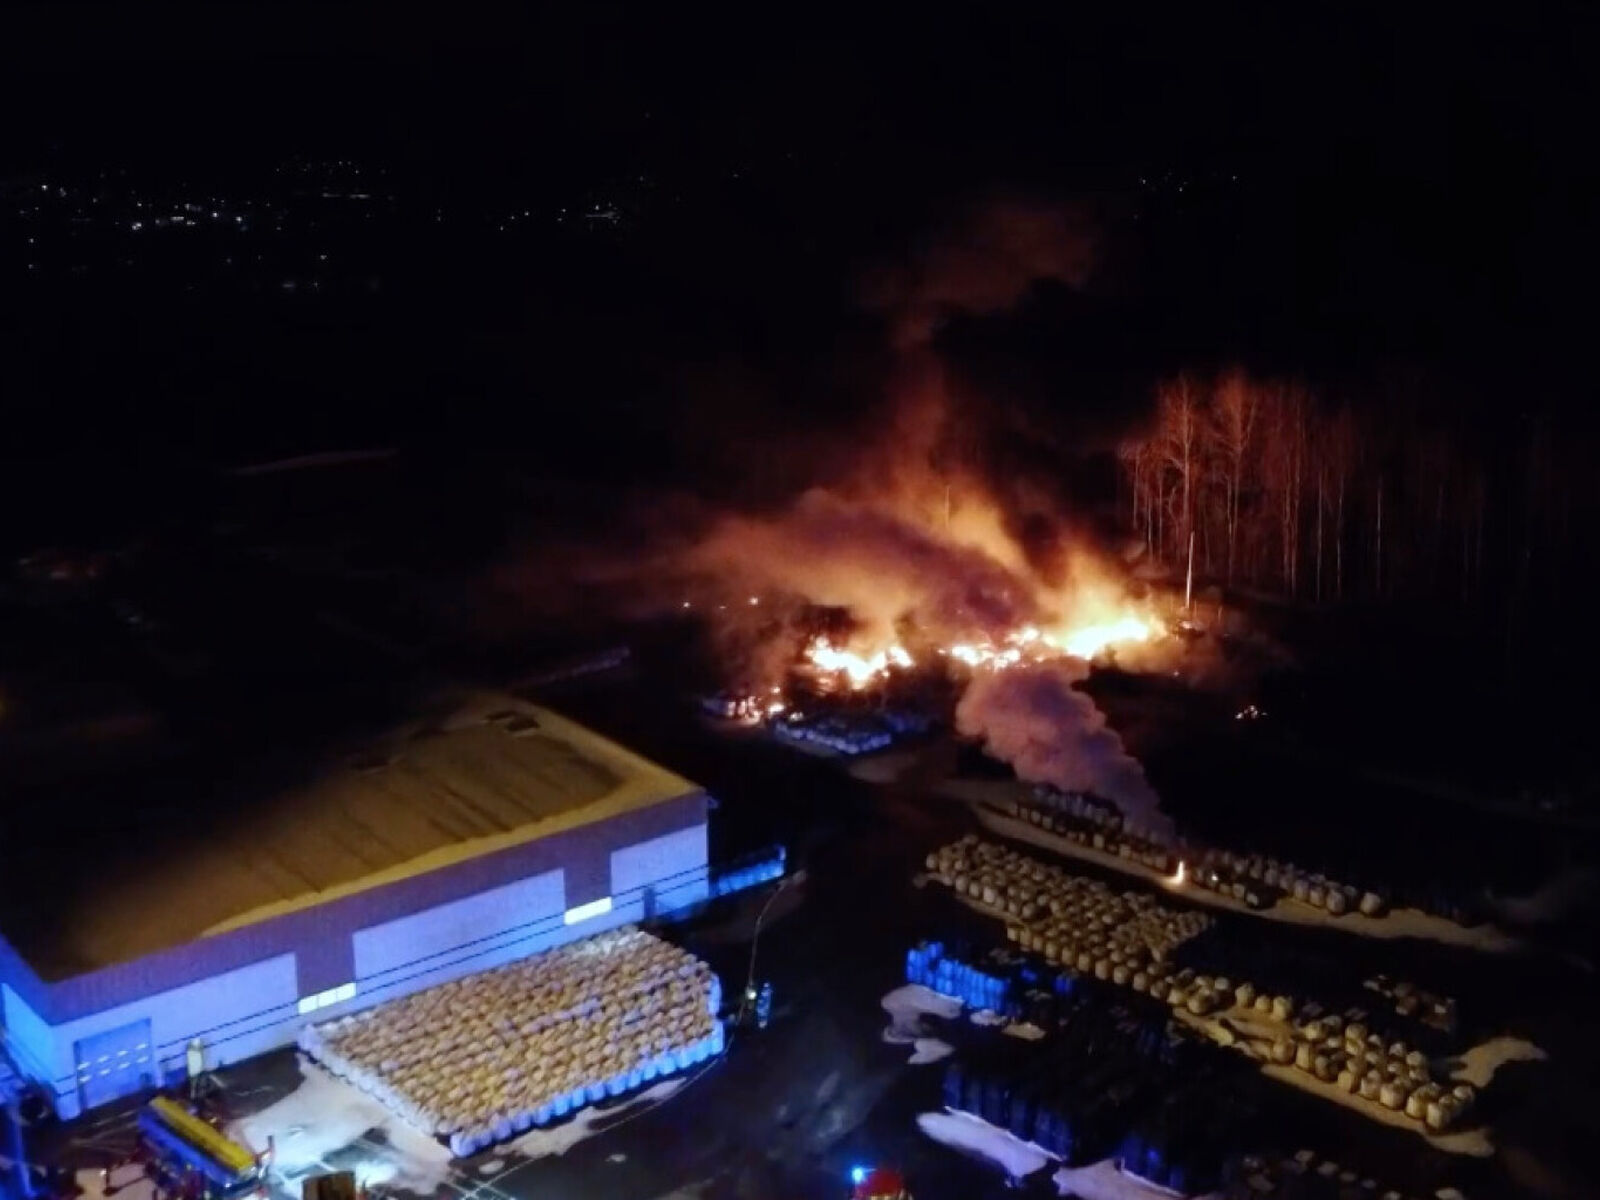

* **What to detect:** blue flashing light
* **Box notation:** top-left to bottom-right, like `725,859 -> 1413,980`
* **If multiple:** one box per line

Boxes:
850,1165 -> 870,1185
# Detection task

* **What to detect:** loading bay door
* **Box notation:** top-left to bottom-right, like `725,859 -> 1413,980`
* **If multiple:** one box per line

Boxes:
75,1019 -> 154,1110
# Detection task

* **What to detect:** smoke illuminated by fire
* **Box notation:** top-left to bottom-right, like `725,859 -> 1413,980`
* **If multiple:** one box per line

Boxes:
787,587 -> 1163,693
802,637 -> 915,689
504,197 -> 1186,838
727,514 -> 1167,698
665,372 -> 1181,844
1057,615 -> 1158,659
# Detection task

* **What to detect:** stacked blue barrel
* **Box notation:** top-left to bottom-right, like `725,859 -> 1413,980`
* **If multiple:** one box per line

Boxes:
939,990 -> 1202,1167
771,714 -> 894,754
711,845 -> 787,897
905,941 -> 1014,1014
1117,1045 -> 1254,1194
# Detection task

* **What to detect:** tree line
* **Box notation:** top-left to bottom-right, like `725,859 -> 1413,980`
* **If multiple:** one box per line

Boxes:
1115,371 -> 1591,648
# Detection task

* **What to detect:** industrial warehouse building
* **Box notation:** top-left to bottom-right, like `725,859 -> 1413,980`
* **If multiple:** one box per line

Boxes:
0,694 -> 711,1118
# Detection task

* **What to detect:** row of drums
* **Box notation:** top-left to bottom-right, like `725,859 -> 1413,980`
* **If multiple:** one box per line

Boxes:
1012,793 -> 1175,873
298,926 -> 725,1156
711,848 -> 787,898
1014,793 -> 1393,919
927,837 -> 1212,968
771,717 -> 892,754
904,942 -> 1011,1012
1268,1014 -> 1474,1131
1223,1149 -> 1427,1200
1192,846 -> 1388,918
927,838 -> 1470,1132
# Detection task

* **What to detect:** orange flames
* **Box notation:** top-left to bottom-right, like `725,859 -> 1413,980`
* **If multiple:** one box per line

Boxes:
796,612 -> 1163,693
1056,614 -> 1158,660
802,637 -> 915,690
685,372 -> 1174,712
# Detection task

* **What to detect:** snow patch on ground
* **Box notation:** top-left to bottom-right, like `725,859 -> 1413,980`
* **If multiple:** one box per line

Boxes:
883,985 -> 963,1063
917,1110 -> 1213,1199
506,1078 -> 685,1160
231,1055 -> 697,1190
916,1110 -> 1051,1180
969,1008 -> 1006,1027
884,985 -> 963,1025
230,1060 -> 453,1195
1004,1022 -> 1047,1041
909,1038 -> 955,1064
1450,1035 -> 1547,1088
883,986 -> 962,1053
1055,1158 -> 1212,1200
1487,868 -> 1599,924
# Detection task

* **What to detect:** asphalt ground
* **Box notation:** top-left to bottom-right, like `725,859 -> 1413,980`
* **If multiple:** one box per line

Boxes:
27,670 -> 1600,1200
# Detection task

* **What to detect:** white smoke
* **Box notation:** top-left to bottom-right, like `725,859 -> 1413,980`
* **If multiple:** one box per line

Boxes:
955,659 -> 1175,844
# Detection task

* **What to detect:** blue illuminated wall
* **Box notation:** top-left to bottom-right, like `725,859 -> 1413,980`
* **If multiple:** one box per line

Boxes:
0,793 -> 709,1119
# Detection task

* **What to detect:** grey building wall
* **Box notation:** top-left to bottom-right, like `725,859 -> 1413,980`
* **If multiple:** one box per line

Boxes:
0,791 -> 709,1118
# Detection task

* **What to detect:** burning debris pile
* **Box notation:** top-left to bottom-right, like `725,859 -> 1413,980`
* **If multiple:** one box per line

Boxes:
646,235 -> 1186,818
564,198 -> 1186,836
671,386 -> 1182,837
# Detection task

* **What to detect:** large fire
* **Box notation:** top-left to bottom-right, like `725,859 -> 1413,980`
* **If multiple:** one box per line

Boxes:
675,368 -> 1180,827
794,612 -> 1163,694
1057,615 -> 1158,660
803,637 -> 915,689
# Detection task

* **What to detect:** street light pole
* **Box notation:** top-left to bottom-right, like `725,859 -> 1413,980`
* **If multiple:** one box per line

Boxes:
740,870 -> 806,1023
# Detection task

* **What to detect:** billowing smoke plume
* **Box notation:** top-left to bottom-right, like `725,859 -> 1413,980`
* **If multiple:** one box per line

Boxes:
956,661 -> 1175,845
865,197 -> 1098,348
685,487 -> 1042,648
668,199 -> 1176,835
490,194 -> 1183,838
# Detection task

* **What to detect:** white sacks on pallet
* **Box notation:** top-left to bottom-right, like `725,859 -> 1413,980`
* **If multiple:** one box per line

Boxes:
299,926 -> 723,1157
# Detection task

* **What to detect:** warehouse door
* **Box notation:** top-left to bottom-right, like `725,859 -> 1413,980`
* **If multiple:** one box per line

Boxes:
74,1019 -> 154,1111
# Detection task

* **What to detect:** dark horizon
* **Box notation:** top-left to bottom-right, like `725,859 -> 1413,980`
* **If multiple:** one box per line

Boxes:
4,11 -> 1600,1200
1,4 -> 1597,676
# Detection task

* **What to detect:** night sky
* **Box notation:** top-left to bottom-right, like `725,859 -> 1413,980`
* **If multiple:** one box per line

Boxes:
0,5 -> 1593,529
5,18 -> 1600,1194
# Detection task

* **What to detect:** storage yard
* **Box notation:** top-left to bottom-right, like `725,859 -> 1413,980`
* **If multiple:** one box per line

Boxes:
922,837 -> 1488,1145
8,662 -> 1595,1200
0,692 -> 712,1120
299,928 -> 722,1156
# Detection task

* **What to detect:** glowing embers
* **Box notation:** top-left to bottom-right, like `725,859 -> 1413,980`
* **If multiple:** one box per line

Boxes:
944,625 -> 1048,671
1054,614 -> 1158,660
802,637 -> 914,690
707,599 -> 1165,741
943,614 -> 1160,673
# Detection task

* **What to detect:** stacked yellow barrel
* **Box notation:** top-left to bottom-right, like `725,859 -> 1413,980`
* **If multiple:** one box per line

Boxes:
925,837 -> 1471,1134
927,837 -> 1212,983
298,927 -> 723,1156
